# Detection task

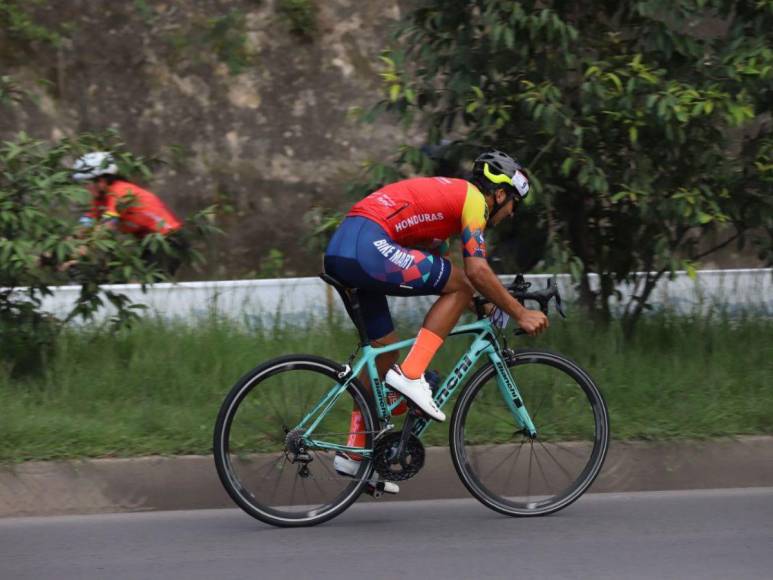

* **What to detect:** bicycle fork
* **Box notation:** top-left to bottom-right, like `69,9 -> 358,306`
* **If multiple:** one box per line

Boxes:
490,352 -> 537,438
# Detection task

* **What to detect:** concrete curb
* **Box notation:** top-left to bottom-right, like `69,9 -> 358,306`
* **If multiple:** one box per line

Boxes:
2,436 -> 772,518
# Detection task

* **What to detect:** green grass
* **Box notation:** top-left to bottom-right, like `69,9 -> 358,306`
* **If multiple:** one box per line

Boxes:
1,310 -> 771,462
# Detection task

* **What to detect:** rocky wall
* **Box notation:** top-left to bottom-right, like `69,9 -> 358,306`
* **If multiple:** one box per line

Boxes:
0,0 -> 415,278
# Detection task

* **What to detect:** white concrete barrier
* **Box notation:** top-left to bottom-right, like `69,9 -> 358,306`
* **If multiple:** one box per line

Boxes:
23,268 -> 772,326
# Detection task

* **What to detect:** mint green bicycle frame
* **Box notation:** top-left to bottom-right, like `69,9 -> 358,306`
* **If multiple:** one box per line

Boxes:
297,318 -> 537,457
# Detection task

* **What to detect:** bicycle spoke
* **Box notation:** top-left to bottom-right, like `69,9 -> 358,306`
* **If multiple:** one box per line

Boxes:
530,443 -> 554,496
548,440 -> 590,461
479,440 -> 525,481
262,394 -> 292,430
502,438 -> 526,495
312,449 -> 342,481
253,454 -> 284,480
536,439 -> 575,483
267,455 -> 288,503
529,391 -> 549,424
526,441 -> 533,499
289,468 -> 299,504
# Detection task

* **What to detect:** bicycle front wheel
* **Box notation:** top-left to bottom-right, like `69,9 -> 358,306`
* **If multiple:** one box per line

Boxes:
213,355 -> 376,527
450,348 -> 609,517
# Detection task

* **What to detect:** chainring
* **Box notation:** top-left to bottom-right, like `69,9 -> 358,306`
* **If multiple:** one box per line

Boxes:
373,432 -> 425,482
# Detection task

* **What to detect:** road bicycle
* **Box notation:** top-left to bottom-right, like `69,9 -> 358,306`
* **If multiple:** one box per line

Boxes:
213,273 -> 610,527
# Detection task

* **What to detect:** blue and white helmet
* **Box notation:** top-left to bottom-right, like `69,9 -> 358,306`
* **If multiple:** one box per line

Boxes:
71,151 -> 118,182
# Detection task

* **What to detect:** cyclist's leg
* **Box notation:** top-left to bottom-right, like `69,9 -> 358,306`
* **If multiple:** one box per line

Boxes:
423,263 -> 475,336
321,288 -> 401,491
325,216 -> 451,419
361,331 -> 400,392
399,264 -> 473,379
324,226 -> 402,471
356,291 -> 400,387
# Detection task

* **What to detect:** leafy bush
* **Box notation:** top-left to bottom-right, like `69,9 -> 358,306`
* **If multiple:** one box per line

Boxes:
277,0 -> 318,39
0,130 -> 217,376
165,9 -> 254,75
0,0 -> 63,46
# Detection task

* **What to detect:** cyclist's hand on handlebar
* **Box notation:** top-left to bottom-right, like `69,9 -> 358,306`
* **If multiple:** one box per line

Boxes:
515,308 -> 549,336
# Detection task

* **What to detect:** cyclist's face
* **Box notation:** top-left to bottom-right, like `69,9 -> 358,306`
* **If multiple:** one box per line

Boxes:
87,178 -> 108,196
489,189 -> 517,226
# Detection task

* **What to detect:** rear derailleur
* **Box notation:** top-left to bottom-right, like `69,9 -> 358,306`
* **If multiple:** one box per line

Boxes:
284,427 -> 313,478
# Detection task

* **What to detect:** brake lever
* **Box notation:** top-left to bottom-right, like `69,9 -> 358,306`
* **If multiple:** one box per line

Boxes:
555,290 -> 567,319
544,277 -> 567,319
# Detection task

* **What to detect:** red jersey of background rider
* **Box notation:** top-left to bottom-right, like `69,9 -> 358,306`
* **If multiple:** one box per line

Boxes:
86,180 -> 182,237
347,177 -> 489,255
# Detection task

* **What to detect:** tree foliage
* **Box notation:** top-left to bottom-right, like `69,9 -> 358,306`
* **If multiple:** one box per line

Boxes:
370,0 -> 772,334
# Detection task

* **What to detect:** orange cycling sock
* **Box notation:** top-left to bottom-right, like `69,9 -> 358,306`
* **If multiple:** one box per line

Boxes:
345,409 -> 366,459
401,327 -> 444,379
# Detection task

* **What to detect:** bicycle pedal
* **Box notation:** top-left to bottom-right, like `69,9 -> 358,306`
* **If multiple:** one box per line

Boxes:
408,405 -> 428,420
365,481 -> 386,498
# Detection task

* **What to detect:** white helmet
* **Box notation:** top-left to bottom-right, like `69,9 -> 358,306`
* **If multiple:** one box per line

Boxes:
71,151 -> 118,182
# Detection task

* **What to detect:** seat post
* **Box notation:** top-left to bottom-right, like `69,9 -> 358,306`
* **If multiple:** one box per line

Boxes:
346,289 -> 371,347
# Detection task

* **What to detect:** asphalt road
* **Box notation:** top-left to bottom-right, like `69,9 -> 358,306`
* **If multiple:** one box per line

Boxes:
1,488 -> 772,580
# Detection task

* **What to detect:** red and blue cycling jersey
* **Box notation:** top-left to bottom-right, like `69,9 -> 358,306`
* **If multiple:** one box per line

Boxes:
325,177 -> 490,340
348,177 -> 489,258
82,180 -> 182,237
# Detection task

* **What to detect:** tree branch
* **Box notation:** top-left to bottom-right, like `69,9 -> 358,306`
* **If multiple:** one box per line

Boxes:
689,228 -> 742,262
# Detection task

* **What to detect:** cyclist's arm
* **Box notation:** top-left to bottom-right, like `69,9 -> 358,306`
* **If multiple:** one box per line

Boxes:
464,257 -> 548,335
81,193 -> 120,229
78,196 -> 101,230
464,257 -> 524,317
97,193 -> 121,229
459,183 -> 547,335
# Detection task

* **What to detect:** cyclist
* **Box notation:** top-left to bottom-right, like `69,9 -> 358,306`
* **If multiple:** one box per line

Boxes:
324,150 -> 548,491
71,151 -> 186,273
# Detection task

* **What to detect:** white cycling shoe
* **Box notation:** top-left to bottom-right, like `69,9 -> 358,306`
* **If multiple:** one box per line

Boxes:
334,453 -> 400,495
385,364 -> 446,422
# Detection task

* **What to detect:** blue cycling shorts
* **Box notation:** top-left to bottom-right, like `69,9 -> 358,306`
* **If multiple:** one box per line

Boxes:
324,216 -> 452,340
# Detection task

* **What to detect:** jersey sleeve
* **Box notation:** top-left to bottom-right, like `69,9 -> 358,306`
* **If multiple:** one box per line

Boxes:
101,193 -> 120,220
428,238 -> 451,258
460,183 -> 488,258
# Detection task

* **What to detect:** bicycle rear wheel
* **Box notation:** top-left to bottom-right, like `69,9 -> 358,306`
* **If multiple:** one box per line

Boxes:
213,355 -> 376,527
450,348 -> 609,516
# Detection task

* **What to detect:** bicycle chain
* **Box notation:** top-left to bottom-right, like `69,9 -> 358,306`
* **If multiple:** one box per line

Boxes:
255,426 -> 401,482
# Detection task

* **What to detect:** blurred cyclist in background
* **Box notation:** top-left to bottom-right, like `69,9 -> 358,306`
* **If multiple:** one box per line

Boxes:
71,151 -> 186,274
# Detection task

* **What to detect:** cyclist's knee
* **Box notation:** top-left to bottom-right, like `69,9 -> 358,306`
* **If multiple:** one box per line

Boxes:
371,330 -> 398,346
371,332 -> 399,356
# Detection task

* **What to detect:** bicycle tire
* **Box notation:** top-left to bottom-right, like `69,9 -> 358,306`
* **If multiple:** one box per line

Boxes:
213,354 -> 377,527
450,348 -> 610,517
